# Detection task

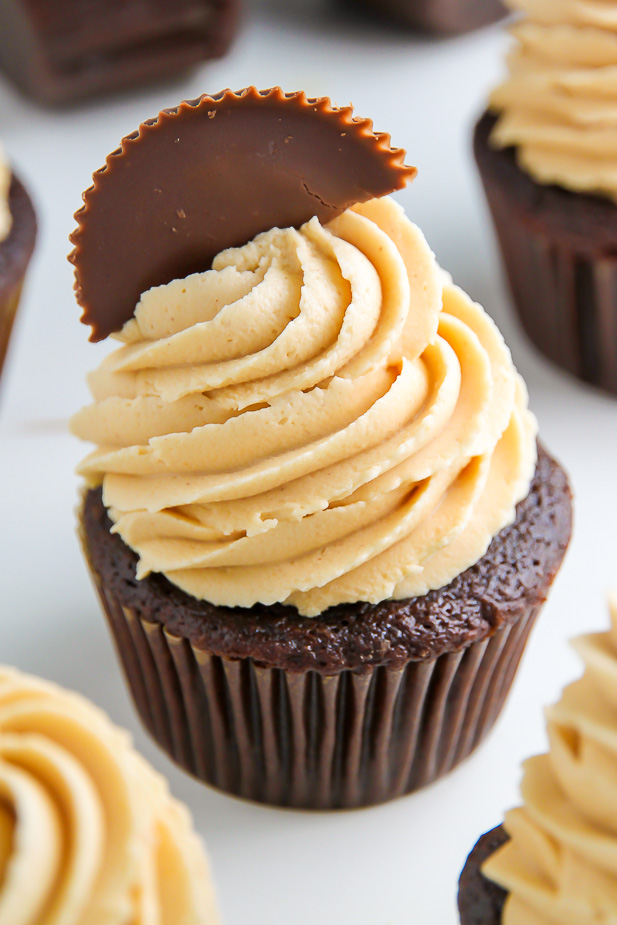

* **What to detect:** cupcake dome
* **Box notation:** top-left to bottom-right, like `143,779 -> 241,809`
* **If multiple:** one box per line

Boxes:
0,666 -> 218,924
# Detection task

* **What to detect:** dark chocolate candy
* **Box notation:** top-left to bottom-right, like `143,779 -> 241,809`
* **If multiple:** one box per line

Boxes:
69,87 -> 416,341
475,110 -> 617,395
458,826 -> 509,925
0,0 -> 239,105
0,174 -> 37,376
80,444 -> 571,673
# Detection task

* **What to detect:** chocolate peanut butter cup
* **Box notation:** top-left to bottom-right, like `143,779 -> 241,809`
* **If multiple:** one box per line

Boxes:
72,90 -> 571,809
0,0 -> 240,105
70,87 -> 415,341
0,172 -> 37,379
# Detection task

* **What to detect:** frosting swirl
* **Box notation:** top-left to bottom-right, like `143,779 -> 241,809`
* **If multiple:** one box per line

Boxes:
483,593 -> 617,924
0,145 -> 11,243
489,0 -> 617,201
72,195 -> 536,617
0,667 -> 218,925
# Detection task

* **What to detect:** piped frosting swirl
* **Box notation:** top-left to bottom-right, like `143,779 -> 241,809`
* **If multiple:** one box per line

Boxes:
0,666 -> 218,925
484,593 -> 617,924
0,145 -> 11,243
72,195 -> 537,617
489,0 -> 617,201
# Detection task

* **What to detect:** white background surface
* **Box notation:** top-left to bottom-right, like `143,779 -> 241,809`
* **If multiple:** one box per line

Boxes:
1,2 -> 616,922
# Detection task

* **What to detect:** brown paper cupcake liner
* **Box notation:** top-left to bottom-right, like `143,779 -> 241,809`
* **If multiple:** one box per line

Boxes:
90,562 -> 540,809
475,112 -> 617,396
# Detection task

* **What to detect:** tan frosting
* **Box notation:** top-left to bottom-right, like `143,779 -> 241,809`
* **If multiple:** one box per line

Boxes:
0,145 -> 12,243
0,666 -> 219,925
483,592 -> 617,924
71,195 -> 537,617
489,0 -> 617,201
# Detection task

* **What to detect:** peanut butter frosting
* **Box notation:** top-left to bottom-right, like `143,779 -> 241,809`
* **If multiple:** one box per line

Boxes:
72,195 -> 537,617
0,666 -> 219,925
489,0 -> 617,201
0,145 -> 12,243
483,592 -> 617,924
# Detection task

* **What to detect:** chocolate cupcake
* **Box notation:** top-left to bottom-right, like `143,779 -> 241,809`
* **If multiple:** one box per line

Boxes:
71,88 -> 572,810
349,0 -> 507,35
0,0 -> 239,105
0,145 -> 36,379
475,3 -> 617,396
0,665 -> 219,923
459,593 -> 617,924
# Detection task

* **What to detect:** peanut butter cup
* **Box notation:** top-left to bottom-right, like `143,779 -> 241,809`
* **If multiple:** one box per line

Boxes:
70,87 -> 415,341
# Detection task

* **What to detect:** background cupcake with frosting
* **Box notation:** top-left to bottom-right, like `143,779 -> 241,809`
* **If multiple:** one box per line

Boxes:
475,0 -> 617,396
71,88 -> 572,810
459,592 -> 617,924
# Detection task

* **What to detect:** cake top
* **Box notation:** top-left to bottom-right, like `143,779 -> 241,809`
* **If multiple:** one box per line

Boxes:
0,665 -> 219,924
488,0 -> 617,201
483,593 -> 617,923
69,87 -> 415,341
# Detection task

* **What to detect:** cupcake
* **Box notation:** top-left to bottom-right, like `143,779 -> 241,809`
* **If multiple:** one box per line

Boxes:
70,88 -> 572,810
0,665 -> 219,923
0,144 -> 36,379
459,591 -> 617,923
475,1 -> 617,395
0,0 -> 240,105
349,0 -> 507,35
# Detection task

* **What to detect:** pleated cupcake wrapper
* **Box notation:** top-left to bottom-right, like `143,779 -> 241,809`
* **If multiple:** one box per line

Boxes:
0,279 -> 24,377
480,168 -> 617,396
88,559 -> 539,809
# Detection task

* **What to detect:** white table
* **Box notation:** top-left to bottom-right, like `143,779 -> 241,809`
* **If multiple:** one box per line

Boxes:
1,2 -> 616,922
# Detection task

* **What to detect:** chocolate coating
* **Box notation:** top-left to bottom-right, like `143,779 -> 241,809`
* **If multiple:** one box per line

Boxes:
458,826 -> 509,925
80,445 -> 571,673
0,0 -> 239,105
69,88 -> 416,341
0,174 -> 37,375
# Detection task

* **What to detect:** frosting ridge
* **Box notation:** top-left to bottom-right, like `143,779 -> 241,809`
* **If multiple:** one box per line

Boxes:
0,145 -> 11,243
0,666 -> 219,925
72,195 -> 537,617
483,593 -> 617,924
489,0 -> 617,200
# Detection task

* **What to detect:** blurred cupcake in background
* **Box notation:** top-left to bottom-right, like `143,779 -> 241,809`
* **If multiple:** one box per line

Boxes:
0,144 -> 36,380
0,0 -> 240,105
0,665 -> 219,924
346,0 -> 507,35
475,0 -> 617,396
458,592 -> 617,924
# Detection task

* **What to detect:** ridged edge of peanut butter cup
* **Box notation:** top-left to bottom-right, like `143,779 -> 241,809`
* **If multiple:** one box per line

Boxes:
69,86 -> 417,341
